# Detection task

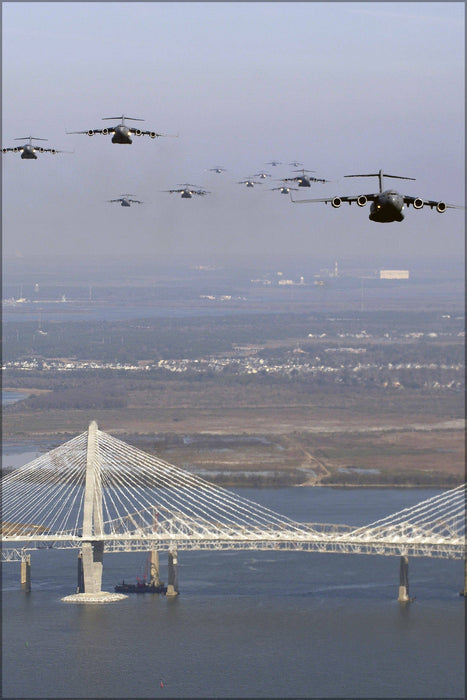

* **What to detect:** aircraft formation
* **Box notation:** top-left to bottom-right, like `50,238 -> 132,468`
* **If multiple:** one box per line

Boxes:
2,115 -> 464,223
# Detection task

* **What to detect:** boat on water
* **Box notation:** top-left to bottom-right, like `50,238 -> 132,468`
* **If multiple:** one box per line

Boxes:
115,549 -> 167,594
114,580 -> 167,594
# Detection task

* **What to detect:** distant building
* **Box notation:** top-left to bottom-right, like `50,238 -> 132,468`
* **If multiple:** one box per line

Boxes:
379,269 -> 410,280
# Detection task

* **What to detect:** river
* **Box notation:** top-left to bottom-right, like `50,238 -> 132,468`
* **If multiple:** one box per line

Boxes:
1,470 -> 464,698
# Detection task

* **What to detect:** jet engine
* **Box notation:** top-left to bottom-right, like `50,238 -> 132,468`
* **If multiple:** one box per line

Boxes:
39,148 -> 44,153
436,202 -> 447,213
331,197 -> 342,208
51,149 -> 56,154
13,147 -> 20,152
135,129 -> 142,136
2,148 -> 6,153
149,132 -> 157,139
87,130 -> 95,136
413,198 -> 424,209
102,128 -> 109,135
357,195 -> 367,207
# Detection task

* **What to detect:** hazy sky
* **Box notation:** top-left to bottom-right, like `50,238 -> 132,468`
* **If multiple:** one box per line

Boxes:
2,2 -> 465,270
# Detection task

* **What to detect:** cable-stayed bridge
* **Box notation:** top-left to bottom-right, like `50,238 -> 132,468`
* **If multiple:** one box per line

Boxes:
2,422 -> 465,602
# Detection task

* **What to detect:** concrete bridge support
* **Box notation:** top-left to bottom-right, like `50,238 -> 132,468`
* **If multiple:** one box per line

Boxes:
398,554 -> 411,603
81,541 -> 104,594
149,549 -> 161,586
77,552 -> 84,593
21,554 -> 31,592
166,550 -> 179,596
80,421 -> 105,594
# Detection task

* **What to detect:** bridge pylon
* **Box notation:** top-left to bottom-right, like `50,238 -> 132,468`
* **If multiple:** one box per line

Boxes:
63,422 -> 126,603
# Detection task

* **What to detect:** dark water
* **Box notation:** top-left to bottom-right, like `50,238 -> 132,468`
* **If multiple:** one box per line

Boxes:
2,488 -> 465,698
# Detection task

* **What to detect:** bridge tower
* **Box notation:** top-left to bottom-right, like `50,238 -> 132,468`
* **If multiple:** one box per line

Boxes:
80,421 -> 105,594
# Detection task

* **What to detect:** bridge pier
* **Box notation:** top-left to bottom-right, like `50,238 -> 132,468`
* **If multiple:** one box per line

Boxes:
398,554 -> 413,603
77,552 -> 84,593
149,549 -> 161,586
166,550 -> 179,596
81,541 -> 104,594
461,558 -> 467,597
20,554 -> 31,592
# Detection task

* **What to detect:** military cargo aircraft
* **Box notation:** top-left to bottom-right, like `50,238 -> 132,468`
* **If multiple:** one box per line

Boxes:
207,166 -> 227,173
237,178 -> 263,188
2,136 -> 71,159
290,169 -> 463,222
283,168 -> 328,187
107,194 -> 143,207
163,184 -> 210,198
270,183 -> 299,194
67,115 -> 177,144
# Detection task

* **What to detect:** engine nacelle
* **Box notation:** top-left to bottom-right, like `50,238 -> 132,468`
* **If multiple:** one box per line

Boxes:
357,195 -> 367,207
331,197 -> 342,208
436,201 -> 447,213
135,129 -> 142,136
2,148 -> 6,153
13,147 -> 20,152
87,130 -> 95,136
413,198 -> 424,209
39,147 -> 45,153
102,128 -> 109,135
149,132 -> 157,139
51,149 -> 56,154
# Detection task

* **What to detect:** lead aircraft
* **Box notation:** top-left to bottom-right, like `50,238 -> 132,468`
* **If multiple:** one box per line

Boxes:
67,115 -> 177,144
291,169 -> 463,222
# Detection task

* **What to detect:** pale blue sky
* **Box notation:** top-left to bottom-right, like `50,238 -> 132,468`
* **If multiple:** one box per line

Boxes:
2,2 -> 465,268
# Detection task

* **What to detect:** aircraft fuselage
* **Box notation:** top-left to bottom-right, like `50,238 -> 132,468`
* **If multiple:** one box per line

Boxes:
111,125 -> 133,144
298,178 -> 311,187
121,200 -> 131,207
20,145 -> 38,159
181,191 -> 192,198
369,190 -> 405,222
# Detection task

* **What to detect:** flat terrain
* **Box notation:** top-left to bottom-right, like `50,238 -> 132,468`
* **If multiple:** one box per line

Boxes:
3,381 -> 464,487
3,269 -> 464,487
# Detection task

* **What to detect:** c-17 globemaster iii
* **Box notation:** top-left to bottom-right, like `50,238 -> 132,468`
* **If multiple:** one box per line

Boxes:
107,194 -> 143,207
291,169 -> 464,222
67,115 -> 177,144
2,136 -> 72,159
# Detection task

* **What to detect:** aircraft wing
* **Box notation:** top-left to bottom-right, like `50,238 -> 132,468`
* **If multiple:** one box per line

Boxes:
162,189 -> 181,193
130,129 -> 178,138
403,195 -> 464,210
2,148 -> 16,153
107,199 -> 121,203
40,148 -> 73,154
290,193 -> 377,204
66,128 -> 113,135
129,199 -> 143,204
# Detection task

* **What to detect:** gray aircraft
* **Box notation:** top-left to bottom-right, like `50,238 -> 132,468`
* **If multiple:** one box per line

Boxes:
254,170 -> 272,179
163,184 -> 210,198
270,183 -> 299,194
238,177 -> 263,188
2,136 -> 71,159
283,168 -> 329,187
66,115 -> 177,144
107,194 -> 143,207
290,169 -> 463,222
207,166 -> 227,173
266,160 -> 283,167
